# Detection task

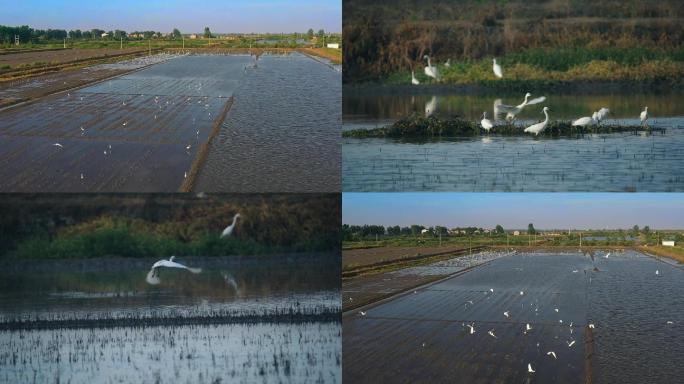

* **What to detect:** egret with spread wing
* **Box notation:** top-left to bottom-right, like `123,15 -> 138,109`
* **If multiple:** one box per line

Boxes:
146,256 -> 202,285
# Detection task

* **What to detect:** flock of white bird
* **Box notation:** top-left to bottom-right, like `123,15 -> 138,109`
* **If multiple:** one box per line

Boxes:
145,213 -> 240,285
414,55 -> 652,135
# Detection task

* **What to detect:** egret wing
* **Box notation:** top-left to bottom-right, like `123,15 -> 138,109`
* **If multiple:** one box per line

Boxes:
526,96 -> 546,105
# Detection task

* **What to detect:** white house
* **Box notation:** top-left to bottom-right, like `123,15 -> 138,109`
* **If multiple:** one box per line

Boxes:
421,229 -> 429,235
512,231 -> 520,236
326,43 -> 339,49
662,240 -> 675,247
101,33 -> 109,38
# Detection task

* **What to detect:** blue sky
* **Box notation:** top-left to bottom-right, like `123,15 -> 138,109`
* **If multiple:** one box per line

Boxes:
0,0 -> 341,33
343,193 -> 684,229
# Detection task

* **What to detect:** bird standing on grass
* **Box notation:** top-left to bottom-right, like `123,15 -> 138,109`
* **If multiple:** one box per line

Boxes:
221,213 -> 241,238
492,58 -> 503,78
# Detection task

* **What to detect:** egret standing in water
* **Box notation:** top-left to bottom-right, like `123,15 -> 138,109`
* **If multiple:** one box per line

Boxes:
640,106 -> 649,127
572,113 -> 597,128
524,107 -> 550,136
411,70 -> 420,85
481,112 -> 494,132
221,213 -> 241,238
146,256 -> 202,285
425,96 -> 438,117
596,108 -> 610,124
423,55 -> 439,80
492,58 -> 503,78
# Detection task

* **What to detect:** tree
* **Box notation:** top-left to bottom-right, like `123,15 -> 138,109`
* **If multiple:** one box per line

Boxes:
435,226 -> 448,236
318,29 -> 325,38
204,27 -> 212,38
643,225 -> 650,234
528,223 -> 536,235
495,225 -> 505,235
173,28 -> 182,39
632,225 -> 640,236
307,28 -> 314,39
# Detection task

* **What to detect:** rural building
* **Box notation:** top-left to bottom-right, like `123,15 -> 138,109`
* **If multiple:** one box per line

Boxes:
513,231 -> 520,236
190,34 -> 198,39
326,43 -> 340,49
101,33 -> 109,38
662,240 -> 676,247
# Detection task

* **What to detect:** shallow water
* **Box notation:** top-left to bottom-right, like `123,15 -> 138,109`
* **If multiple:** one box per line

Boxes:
343,88 -> 684,191
196,53 -> 341,192
0,254 -> 341,383
0,53 -> 339,192
343,250 -> 684,383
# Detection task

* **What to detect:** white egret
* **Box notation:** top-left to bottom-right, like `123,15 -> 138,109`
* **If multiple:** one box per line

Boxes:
524,107 -> 550,136
667,321 -> 674,325
528,363 -> 535,373
492,58 -> 503,78
497,93 -> 546,121
554,308 -> 559,313
547,351 -> 557,359
221,213 -> 241,238
572,113 -> 597,128
445,59 -> 451,67
146,256 -> 202,285
567,340 -> 576,347
53,143 -> 64,149
221,272 -> 239,292
504,311 -> 510,318
520,291 -> 524,295
488,330 -> 497,339
411,70 -> 420,85
604,252 -> 611,258
481,112 -> 494,132
589,324 -> 595,329
423,55 -> 439,80
489,288 -> 494,293
425,96 -> 438,117
526,323 -> 532,332
466,324 -> 475,334
640,106 -> 648,127
596,107 -> 610,123
656,270 -> 659,275
359,311 -> 367,316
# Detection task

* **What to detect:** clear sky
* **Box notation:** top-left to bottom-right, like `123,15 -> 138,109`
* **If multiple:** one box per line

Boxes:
0,0 -> 341,33
343,193 -> 684,230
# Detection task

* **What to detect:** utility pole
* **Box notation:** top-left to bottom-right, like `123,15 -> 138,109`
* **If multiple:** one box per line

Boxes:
580,233 -> 582,248
63,38 -> 66,49
148,39 -> 151,55
182,35 -> 185,49
120,36 -> 123,50
15,34 -> 19,46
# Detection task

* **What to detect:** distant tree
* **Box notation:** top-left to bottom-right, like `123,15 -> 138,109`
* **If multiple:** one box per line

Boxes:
400,226 -> 411,236
81,30 -> 92,39
307,28 -> 314,39
173,28 -> 182,39
387,225 -> 401,236
632,225 -> 640,236
410,224 -> 424,236
643,225 -> 650,234
528,223 -> 536,235
317,29 -> 325,38
435,226 -> 448,235
113,30 -> 127,39
495,224 -> 505,235
204,27 -> 212,38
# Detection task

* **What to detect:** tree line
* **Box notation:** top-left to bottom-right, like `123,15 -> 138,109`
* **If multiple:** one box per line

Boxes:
343,224 -> 508,240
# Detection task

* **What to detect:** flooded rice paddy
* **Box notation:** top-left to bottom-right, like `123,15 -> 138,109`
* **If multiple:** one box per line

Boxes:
0,254 -> 341,383
343,250 -> 684,383
343,88 -> 684,191
0,52 -> 340,192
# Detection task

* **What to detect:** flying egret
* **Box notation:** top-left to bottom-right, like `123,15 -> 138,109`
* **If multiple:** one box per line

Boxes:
145,256 -> 202,285
425,96 -> 438,117
567,340 -> 576,347
640,106 -> 648,127
53,143 -> 64,149
547,351 -> 557,359
221,213 -> 241,238
423,55 -> 439,80
528,363 -> 535,373
504,311 -> 510,318
488,330 -> 497,339
359,311 -> 366,316
492,58 -> 503,78
481,112 -> 494,132
497,93 -> 546,121
411,70 -> 420,85
524,107 -> 550,136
